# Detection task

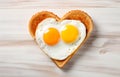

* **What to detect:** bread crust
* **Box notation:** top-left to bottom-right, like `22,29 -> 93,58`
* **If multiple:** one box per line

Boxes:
29,10 -> 93,68
29,11 -> 60,39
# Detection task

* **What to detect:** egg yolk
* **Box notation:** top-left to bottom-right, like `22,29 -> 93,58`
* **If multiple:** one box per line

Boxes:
61,24 -> 79,43
43,27 -> 60,46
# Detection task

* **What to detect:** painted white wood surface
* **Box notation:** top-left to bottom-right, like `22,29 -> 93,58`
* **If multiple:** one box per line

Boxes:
0,0 -> 120,8
0,0 -> 120,77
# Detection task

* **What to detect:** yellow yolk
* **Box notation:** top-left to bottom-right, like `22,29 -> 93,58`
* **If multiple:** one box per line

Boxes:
61,24 -> 79,43
43,27 -> 60,46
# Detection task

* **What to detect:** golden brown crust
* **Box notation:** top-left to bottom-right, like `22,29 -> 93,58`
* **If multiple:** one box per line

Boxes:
28,10 -> 93,68
29,11 -> 60,39
61,10 -> 93,33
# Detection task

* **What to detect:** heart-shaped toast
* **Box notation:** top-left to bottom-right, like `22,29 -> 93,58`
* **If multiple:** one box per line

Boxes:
28,10 -> 93,68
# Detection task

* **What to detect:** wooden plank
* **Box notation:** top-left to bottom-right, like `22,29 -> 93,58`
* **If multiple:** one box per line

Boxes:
0,4 -> 120,77
0,0 -> 120,8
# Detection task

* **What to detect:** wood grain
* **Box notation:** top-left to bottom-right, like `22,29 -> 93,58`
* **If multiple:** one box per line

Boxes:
0,0 -> 120,77
0,0 -> 120,8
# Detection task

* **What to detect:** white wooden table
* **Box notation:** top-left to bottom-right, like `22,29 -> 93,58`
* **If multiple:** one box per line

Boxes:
0,0 -> 120,77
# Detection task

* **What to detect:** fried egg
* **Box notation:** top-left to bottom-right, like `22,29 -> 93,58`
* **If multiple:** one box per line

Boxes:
35,18 -> 86,60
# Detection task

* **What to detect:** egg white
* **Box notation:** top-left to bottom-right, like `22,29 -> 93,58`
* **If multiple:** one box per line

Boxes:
35,18 -> 86,60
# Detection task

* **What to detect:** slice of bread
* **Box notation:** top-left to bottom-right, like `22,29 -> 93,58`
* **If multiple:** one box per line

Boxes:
29,10 -> 93,68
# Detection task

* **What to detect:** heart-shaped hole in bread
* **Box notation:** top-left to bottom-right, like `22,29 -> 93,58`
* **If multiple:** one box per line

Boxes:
29,10 -> 93,68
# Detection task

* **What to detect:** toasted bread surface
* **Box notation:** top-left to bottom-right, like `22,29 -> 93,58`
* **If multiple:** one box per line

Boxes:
29,10 -> 93,68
